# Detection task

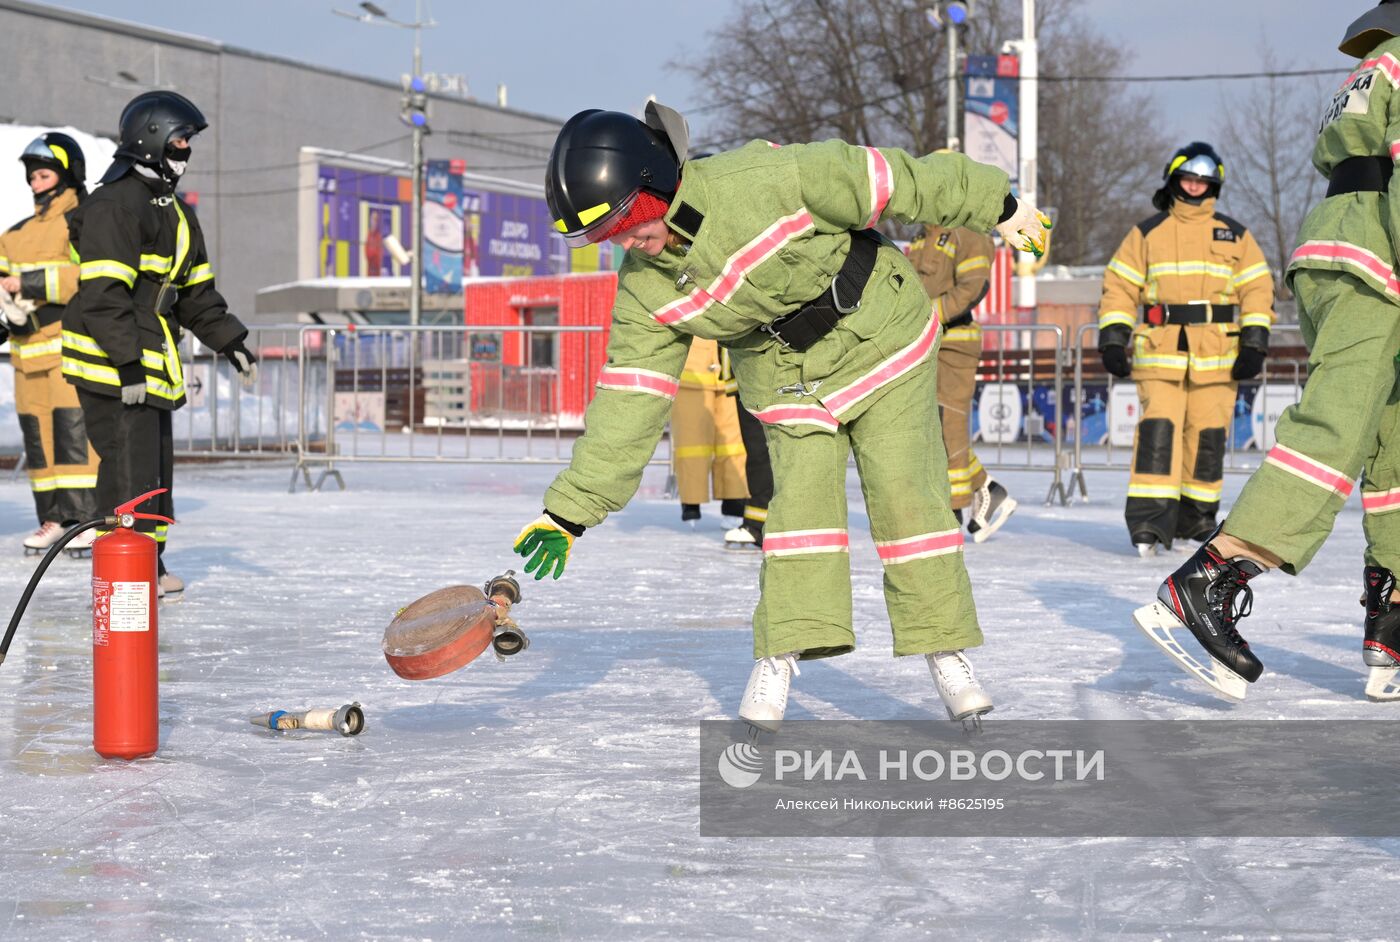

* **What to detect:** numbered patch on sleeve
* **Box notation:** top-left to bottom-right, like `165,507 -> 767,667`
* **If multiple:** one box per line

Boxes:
1320,70 -> 1376,130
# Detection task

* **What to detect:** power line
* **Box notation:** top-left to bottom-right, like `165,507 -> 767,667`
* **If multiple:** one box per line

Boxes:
690,64 -> 1344,151
182,133 -> 412,177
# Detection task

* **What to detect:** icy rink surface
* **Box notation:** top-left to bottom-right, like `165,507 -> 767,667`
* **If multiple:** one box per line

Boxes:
1,459 -> 1398,941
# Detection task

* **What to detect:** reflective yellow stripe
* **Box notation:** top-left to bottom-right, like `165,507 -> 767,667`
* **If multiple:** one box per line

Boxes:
1134,353 -> 1190,369
1231,262 -> 1270,287
13,337 -> 63,360
944,326 -> 980,342
680,370 -> 720,386
1145,260 -> 1234,280
62,357 -> 119,385
183,262 -> 214,287
950,481 -> 973,497
156,313 -> 183,388
948,466 -> 979,482
675,445 -> 715,458
140,253 -> 174,275
577,202 -> 611,226
62,330 -> 108,358
45,265 -> 58,302
715,442 -> 746,457
1107,258 -> 1145,286
744,506 -> 768,522
0,254 -> 9,274
1240,312 -> 1272,329
956,255 -> 990,274
1099,310 -> 1137,330
30,473 -> 97,492
1128,483 -> 1181,499
1181,482 -> 1224,501
172,201 -> 192,277
79,259 -> 137,287
1189,352 -> 1237,371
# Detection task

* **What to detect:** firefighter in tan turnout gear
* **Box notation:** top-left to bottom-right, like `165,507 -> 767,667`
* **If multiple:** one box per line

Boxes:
672,337 -> 748,525
1097,142 -> 1275,555
1,133 -> 100,556
910,224 -> 1017,542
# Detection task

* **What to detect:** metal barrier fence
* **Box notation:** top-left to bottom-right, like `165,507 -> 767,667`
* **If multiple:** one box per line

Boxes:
289,324 -> 616,492
0,319 -> 1304,508
1065,323 -> 1309,502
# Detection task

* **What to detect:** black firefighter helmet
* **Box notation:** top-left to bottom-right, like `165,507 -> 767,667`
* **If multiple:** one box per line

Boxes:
1152,141 -> 1224,211
1341,0 -> 1400,57
546,101 -> 689,247
100,90 -> 207,185
21,132 -> 87,198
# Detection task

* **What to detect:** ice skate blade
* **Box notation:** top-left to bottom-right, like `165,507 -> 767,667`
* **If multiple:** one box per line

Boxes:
66,549 -> 91,560
947,706 -> 993,733
971,498 -> 1017,544
1365,666 -> 1400,701
1132,601 -> 1249,701
741,715 -> 781,736
724,541 -> 760,551
1135,543 -> 1158,558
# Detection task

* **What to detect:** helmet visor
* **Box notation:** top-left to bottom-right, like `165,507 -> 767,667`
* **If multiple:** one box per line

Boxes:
21,137 -> 68,169
553,189 -> 639,249
1171,153 -> 1221,182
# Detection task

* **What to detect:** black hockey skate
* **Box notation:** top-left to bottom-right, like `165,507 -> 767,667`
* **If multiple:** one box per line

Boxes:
1133,538 -> 1265,700
1362,566 -> 1400,701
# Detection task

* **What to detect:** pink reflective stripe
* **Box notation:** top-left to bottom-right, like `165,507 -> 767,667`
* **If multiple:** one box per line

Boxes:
1264,444 -> 1354,498
874,529 -> 963,564
1391,141 -> 1400,162
752,403 -> 839,431
1363,488 -> 1400,514
863,147 -> 893,229
653,210 -> 816,326
1352,53 -> 1400,88
763,528 -> 849,556
595,368 -> 679,399
764,140 -> 781,149
1289,241 -> 1400,298
823,314 -> 940,418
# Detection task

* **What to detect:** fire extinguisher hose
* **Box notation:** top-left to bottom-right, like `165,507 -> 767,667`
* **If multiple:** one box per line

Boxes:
0,516 -> 109,666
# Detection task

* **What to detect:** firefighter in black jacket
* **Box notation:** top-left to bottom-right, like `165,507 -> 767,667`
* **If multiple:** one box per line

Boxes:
62,91 -> 256,596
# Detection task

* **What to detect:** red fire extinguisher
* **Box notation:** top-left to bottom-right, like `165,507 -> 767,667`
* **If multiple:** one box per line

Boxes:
1,487 -> 173,760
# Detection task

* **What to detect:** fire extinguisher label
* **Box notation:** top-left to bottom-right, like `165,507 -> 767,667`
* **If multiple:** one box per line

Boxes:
92,577 -> 110,647
108,581 -> 151,632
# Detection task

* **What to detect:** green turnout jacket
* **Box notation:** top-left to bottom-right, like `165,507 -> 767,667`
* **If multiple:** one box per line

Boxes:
545,139 -> 1010,528
1289,36 -> 1400,294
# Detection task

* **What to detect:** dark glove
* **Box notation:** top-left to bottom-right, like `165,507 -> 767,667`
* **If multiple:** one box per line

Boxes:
1232,345 -> 1266,381
221,338 -> 258,387
1101,345 -> 1131,379
0,322 -> 10,347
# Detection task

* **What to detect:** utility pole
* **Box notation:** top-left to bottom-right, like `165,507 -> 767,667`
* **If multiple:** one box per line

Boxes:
410,0 -> 424,329
946,21 -> 960,151
1004,0 -> 1038,308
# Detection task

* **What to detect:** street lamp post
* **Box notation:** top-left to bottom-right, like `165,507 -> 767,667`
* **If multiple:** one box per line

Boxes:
1002,0 -> 1038,308
926,3 -> 970,152
332,1 -> 436,327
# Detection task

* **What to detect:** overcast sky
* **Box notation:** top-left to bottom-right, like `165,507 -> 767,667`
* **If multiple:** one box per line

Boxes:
48,0 -> 1352,151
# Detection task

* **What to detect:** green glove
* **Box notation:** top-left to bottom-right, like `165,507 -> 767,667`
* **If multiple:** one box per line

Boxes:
513,513 -> 578,580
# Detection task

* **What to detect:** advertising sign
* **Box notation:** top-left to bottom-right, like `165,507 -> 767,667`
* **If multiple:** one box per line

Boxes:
317,166 -> 413,278
964,54 -> 1019,188
425,158 -> 466,293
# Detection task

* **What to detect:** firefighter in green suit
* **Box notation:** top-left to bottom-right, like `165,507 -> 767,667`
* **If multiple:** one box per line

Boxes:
512,103 -> 1049,728
1134,2 -> 1400,703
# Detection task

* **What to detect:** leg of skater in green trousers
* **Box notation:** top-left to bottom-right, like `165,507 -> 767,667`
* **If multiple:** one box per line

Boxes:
751,420 -> 857,660
849,361 -> 982,656
1222,269 -> 1400,572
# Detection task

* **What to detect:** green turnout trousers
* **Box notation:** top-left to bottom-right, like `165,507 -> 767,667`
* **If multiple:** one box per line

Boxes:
752,359 -> 983,659
1224,268 -> 1400,574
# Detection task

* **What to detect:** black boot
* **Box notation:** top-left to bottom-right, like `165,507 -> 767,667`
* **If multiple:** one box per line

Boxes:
1156,539 -> 1266,683
1363,566 -> 1400,668
681,503 -> 701,522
